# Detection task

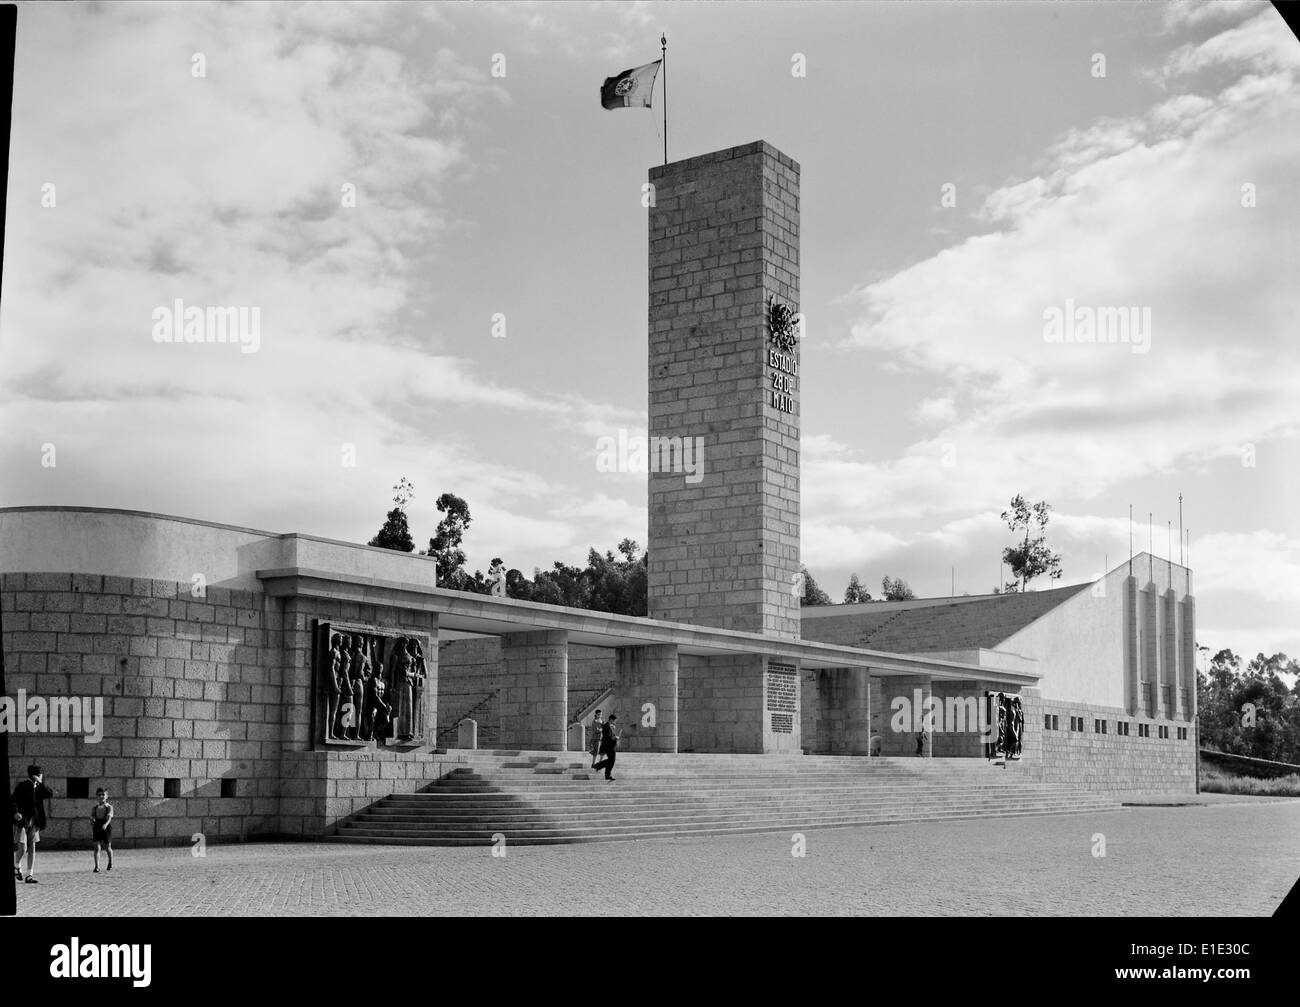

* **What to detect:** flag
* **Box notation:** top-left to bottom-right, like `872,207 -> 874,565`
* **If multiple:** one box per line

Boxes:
601,60 -> 661,109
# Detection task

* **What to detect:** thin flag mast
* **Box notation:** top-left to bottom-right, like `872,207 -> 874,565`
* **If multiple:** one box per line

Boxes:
661,33 -> 667,165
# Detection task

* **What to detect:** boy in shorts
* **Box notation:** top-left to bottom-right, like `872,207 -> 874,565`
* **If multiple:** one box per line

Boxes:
91,788 -> 114,872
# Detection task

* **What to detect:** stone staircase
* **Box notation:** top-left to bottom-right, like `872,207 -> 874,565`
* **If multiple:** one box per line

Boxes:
330,751 -> 1122,846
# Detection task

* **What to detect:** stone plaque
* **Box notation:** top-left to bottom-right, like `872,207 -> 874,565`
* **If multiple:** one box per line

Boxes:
767,662 -> 797,734
315,620 -> 431,749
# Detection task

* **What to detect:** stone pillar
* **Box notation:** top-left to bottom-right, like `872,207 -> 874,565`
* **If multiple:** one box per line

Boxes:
646,141 -> 801,639
498,631 -> 568,751
1181,595 -> 1197,723
1143,582 -> 1159,718
1124,575 -> 1139,716
878,676 -> 931,757
1164,587 -> 1179,720
610,644 -> 678,753
930,680 -> 984,757
567,722 -> 585,753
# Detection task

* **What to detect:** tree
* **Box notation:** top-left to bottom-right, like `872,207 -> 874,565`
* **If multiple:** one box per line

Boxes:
1000,495 -> 1062,592
1197,647 -> 1300,763
881,575 -> 915,601
426,492 -> 472,589
800,566 -> 833,606
844,573 -> 872,603
586,538 -> 648,616
369,476 -> 415,553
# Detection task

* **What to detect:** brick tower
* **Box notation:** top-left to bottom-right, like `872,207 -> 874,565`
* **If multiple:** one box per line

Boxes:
646,140 -> 801,640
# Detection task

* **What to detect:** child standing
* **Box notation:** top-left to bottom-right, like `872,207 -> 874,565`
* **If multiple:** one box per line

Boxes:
90,788 -> 113,873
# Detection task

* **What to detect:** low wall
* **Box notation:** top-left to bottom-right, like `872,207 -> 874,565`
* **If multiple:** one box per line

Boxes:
1022,690 -> 1196,794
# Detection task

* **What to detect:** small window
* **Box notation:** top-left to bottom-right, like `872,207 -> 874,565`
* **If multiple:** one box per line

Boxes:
1052,715 -> 1059,731
67,777 -> 90,800
1044,713 -> 1052,730
221,778 -> 237,798
164,778 -> 181,799
1102,720 -> 1108,735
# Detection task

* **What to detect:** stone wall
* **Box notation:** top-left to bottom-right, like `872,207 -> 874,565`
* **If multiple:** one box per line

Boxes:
1,571 -> 450,846
2,571 -> 282,847
1021,689 -> 1196,793
678,654 -> 765,753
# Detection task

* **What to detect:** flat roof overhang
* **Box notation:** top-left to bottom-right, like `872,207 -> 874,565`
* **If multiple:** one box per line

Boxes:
258,567 -> 1041,687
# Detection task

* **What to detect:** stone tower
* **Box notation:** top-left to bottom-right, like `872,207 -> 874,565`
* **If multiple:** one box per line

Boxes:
646,140 -> 801,639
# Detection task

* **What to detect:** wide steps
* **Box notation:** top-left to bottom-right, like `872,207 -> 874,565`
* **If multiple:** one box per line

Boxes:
332,751 -> 1119,846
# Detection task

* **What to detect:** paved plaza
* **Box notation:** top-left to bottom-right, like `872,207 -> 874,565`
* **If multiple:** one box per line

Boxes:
12,800 -> 1298,916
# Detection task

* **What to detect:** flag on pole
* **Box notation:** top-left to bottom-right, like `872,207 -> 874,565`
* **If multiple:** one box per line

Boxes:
600,60 -> 661,109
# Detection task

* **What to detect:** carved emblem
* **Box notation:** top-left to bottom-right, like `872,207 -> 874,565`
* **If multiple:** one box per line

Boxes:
767,296 -> 799,353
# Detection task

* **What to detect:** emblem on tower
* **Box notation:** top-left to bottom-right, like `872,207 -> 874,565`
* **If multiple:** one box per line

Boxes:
767,296 -> 799,353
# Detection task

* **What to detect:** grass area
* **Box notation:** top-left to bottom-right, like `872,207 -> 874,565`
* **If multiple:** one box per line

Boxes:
1199,763 -> 1300,797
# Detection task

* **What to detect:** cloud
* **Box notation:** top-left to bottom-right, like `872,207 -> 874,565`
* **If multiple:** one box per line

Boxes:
0,2 -> 639,569
837,7 -> 1300,527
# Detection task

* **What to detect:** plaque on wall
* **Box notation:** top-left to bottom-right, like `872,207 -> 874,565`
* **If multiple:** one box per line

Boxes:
767,661 -> 797,734
314,620 -> 431,749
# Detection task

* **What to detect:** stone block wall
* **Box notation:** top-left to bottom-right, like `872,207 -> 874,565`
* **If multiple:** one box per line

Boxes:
678,654 -> 765,753
1,572 -> 447,845
1021,689 -> 1196,793
1,572 -> 283,847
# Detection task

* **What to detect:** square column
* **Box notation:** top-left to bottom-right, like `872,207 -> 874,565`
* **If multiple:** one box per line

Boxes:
610,644 -> 679,753
647,141 -> 801,638
499,631 -> 568,751
804,667 -> 872,755
878,675 -> 932,757
678,653 -> 801,754
1124,575 -> 1139,716
1143,582 -> 1159,718
1164,587 -> 1179,720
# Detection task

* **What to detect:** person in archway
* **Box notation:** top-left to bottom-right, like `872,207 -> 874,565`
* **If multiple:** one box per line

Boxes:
593,714 -> 620,781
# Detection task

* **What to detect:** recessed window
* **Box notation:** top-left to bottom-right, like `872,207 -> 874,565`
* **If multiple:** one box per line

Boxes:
164,778 -> 181,799
1044,714 -> 1052,730
1102,720 -> 1108,735
1052,715 -> 1059,732
67,777 -> 90,799
221,778 -> 237,798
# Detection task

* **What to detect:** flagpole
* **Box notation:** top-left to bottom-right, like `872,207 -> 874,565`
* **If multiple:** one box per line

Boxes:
661,33 -> 667,165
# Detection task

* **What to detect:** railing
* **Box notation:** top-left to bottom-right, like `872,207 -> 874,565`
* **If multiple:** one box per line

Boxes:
436,689 -> 500,744
569,680 -> 616,728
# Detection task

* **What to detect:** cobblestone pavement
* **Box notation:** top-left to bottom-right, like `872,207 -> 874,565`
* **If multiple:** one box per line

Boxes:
11,803 -> 1298,916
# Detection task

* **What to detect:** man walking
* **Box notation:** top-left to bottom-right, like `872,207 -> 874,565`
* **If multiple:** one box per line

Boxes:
12,764 -> 53,884
593,714 -> 620,782
588,708 -> 604,769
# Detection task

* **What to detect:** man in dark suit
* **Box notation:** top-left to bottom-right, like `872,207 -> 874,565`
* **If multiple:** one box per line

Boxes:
12,764 -> 54,884
593,714 -> 620,781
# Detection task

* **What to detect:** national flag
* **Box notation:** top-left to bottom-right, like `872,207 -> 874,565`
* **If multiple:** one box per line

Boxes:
601,60 -> 661,110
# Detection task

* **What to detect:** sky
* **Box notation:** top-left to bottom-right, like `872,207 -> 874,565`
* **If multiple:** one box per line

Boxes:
1,1 -> 1297,666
